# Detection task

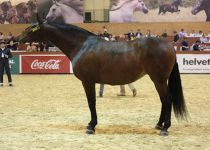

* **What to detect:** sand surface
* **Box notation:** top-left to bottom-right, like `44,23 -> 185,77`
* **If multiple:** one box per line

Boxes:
0,74 -> 210,150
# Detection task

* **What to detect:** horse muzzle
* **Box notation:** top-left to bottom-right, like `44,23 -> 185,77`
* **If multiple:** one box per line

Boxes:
143,9 -> 149,14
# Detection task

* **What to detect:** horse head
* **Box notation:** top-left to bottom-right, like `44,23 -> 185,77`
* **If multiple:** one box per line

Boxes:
46,1 -> 63,22
134,0 -> 148,14
16,14 -> 46,43
192,0 -> 204,15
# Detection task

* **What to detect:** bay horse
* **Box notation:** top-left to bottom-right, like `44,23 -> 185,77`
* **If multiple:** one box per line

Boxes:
192,0 -> 210,21
109,0 -> 149,22
16,16 -> 187,136
159,0 -> 182,15
46,0 -> 83,23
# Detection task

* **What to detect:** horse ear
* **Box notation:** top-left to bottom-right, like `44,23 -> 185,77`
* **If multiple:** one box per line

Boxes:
36,13 -> 43,25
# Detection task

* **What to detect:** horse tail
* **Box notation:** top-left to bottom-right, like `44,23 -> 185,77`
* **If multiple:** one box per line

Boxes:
168,61 -> 188,120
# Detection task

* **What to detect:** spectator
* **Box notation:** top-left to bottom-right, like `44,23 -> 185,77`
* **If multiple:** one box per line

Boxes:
161,30 -> 168,38
103,26 -> 108,33
103,30 -> 110,39
38,42 -> 45,52
180,38 -> 189,51
197,30 -> 204,37
188,30 -> 197,37
200,34 -> 209,43
173,31 -> 179,43
26,42 -> 32,52
135,29 -> 143,38
126,30 -> 135,41
192,40 -> 201,51
178,29 -> 186,38
145,29 -> 152,37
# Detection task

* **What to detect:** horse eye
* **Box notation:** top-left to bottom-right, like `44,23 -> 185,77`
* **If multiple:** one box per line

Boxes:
52,8 -> 56,12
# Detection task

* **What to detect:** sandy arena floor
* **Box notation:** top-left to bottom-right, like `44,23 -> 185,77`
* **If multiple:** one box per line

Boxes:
0,74 -> 210,150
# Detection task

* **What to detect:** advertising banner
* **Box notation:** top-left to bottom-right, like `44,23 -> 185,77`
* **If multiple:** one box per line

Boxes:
177,54 -> 210,73
109,0 -> 209,22
21,55 -> 71,74
9,55 -> 20,74
0,0 -> 84,24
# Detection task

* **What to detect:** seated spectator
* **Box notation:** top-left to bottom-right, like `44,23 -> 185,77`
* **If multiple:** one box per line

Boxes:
161,30 -> 168,38
26,42 -> 37,52
180,38 -> 189,51
125,30 -> 135,41
192,40 -> 201,51
103,30 -> 110,39
188,30 -> 197,37
110,35 -> 116,41
38,42 -> 45,52
103,26 -> 108,33
173,31 -> 179,43
145,29 -> 152,37
178,29 -> 186,38
197,30 -> 204,37
200,35 -> 209,43
135,29 -> 142,38
7,40 -> 17,51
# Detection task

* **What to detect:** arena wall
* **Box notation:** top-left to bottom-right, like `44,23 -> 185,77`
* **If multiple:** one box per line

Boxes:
1,22 -> 210,36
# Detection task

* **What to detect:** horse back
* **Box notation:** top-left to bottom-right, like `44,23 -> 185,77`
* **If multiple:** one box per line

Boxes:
73,37 -> 175,85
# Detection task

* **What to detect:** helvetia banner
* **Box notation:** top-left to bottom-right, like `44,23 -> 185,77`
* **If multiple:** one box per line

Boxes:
177,54 -> 210,73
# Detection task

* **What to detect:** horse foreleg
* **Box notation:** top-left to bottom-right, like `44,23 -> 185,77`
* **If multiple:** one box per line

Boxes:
152,78 -> 172,136
82,81 -> 97,134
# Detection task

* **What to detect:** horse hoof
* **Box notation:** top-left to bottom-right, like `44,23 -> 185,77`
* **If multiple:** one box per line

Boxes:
160,130 -> 169,136
132,89 -> 137,97
155,125 -> 163,130
86,125 -> 95,134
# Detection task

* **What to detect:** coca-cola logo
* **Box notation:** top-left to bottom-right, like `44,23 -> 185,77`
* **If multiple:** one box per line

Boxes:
31,59 -> 61,70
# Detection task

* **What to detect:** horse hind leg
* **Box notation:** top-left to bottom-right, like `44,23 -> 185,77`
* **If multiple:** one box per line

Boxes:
82,81 -> 97,134
151,77 -> 172,136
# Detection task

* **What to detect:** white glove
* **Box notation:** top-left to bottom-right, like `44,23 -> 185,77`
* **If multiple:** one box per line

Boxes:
4,54 -> 8,58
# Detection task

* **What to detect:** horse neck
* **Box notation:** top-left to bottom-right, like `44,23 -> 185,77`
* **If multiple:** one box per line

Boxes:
116,1 -> 136,17
60,4 -> 81,21
46,26 -> 92,60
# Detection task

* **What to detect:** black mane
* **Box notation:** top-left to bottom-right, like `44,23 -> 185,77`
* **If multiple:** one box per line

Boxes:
48,22 -> 96,36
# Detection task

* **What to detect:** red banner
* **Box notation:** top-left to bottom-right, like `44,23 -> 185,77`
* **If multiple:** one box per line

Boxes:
21,55 -> 71,74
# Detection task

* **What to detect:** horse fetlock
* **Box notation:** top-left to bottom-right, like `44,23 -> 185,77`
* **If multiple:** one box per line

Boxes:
163,121 -> 171,129
155,124 -> 164,130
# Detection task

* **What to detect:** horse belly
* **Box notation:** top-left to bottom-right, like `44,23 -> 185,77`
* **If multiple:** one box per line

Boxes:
99,63 -> 145,85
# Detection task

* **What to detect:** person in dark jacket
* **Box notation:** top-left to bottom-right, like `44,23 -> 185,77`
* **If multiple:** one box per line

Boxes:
0,40 -> 13,86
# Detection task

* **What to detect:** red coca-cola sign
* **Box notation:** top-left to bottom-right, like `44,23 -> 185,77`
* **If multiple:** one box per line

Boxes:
21,55 -> 71,73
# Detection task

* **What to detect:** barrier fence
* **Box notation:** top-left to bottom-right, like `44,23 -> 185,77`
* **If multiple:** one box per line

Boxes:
9,52 -> 210,74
